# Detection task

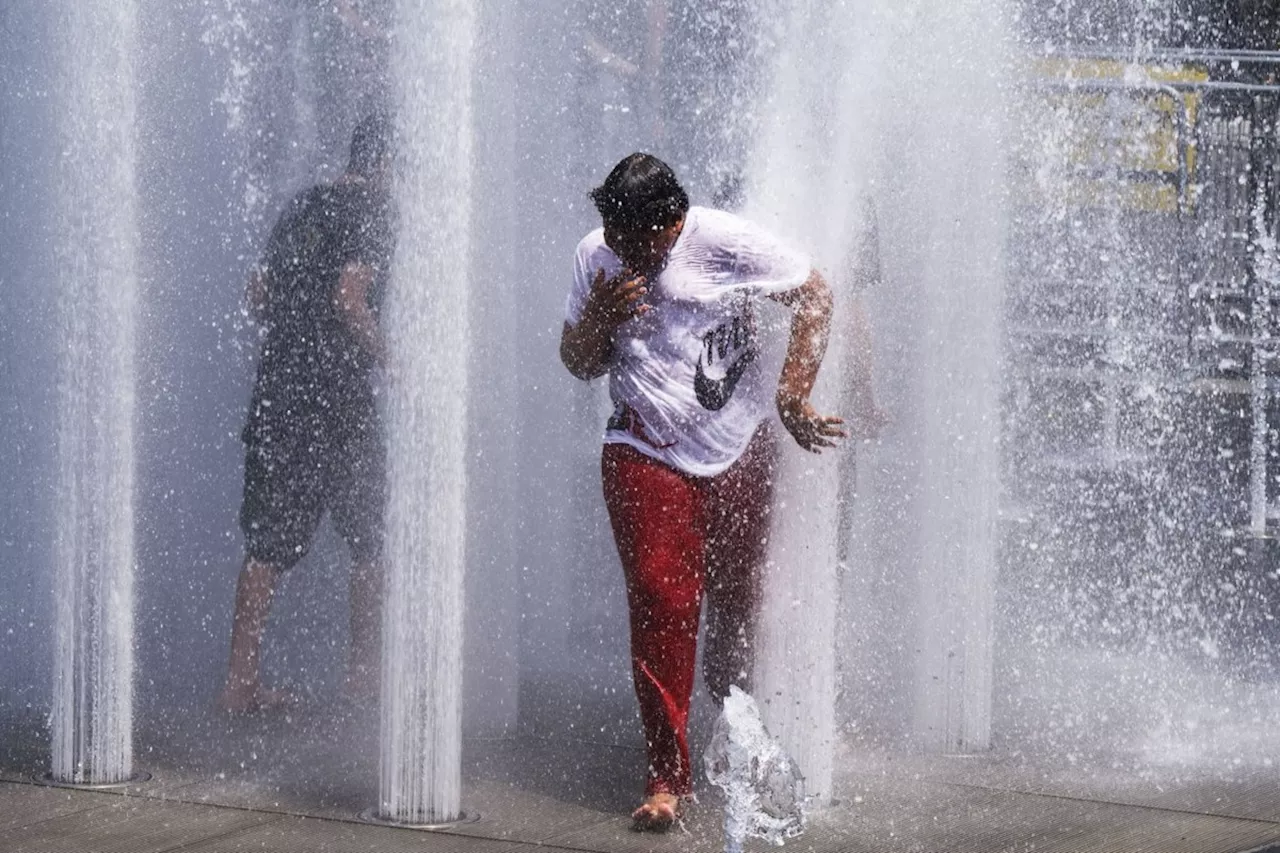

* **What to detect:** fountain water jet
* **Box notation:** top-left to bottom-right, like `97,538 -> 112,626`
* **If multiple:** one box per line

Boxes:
750,0 -> 1011,790
378,0 -> 476,825
879,0 -> 1009,753
49,0 -> 141,786
747,0 -> 875,801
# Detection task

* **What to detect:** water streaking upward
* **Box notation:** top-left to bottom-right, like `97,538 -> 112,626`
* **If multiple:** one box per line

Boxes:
751,0 -> 1010,778
379,0 -> 475,824
49,0 -> 140,785
889,0 -> 1008,753
704,686 -> 807,853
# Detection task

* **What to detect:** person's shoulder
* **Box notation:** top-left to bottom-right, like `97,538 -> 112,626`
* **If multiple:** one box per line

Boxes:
575,226 -> 610,261
267,184 -> 323,239
687,205 -> 736,226
279,183 -> 321,215
683,205 -> 751,241
301,180 -> 338,204
680,205 -> 760,253
325,178 -> 374,210
279,182 -> 338,225
323,179 -> 389,231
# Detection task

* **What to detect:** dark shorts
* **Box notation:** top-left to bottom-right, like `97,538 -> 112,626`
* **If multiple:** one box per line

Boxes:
239,406 -> 386,570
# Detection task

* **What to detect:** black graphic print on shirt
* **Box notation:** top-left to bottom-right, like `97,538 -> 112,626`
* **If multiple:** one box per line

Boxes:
694,307 -> 758,411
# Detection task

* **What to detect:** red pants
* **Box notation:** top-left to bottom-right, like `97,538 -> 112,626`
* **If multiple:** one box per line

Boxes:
601,430 -> 776,797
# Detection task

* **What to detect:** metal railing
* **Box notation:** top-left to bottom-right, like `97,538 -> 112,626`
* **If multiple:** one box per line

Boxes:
1012,51 -> 1280,534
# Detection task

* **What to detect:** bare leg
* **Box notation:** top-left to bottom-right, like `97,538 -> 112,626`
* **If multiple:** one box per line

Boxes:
344,557 -> 383,701
219,557 -> 286,712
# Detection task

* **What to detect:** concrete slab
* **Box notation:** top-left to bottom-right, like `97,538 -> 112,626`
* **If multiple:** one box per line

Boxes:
0,790 -> 283,853
0,782 -> 123,831
809,777 -> 1280,853
176,816 -> 560,853
837,745 -> 1280,824
440,780 -> 633,845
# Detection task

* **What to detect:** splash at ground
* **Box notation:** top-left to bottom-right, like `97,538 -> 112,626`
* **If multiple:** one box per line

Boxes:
704,686 -> 807,852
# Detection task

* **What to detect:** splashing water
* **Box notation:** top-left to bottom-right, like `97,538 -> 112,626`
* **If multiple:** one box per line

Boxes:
704,686 -> 808,853
378,0 -> 475,824
50,0 -> 140,786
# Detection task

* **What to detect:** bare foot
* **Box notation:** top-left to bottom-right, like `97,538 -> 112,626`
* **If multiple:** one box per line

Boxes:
218,684 -> 297,715
631,792 -> 681,832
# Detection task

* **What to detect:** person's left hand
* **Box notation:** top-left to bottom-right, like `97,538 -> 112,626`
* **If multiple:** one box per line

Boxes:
777,396 -> 846,453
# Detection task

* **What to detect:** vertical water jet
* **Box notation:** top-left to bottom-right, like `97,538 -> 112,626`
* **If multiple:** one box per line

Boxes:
378,0 -> 475,824
865,0 -> 1009,755
752,0 -> 1010,778
748,1 -> 868,801
49,0 -> 140,786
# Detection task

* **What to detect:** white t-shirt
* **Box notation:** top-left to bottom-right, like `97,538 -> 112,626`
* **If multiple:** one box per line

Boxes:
566,206 -> 811,477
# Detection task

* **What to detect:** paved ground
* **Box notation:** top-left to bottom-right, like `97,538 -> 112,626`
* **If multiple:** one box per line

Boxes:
6,697 -> 1280,853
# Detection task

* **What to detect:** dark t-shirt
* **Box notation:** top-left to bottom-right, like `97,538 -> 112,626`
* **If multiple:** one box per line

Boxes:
246,180 -> 392,444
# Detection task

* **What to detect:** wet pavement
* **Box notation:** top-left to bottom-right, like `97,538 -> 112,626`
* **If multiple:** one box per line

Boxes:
5,696 -> 1280,853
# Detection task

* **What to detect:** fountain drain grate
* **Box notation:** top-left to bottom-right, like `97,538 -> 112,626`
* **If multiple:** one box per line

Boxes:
32,770 -> 153,790
357,807 -> 480,831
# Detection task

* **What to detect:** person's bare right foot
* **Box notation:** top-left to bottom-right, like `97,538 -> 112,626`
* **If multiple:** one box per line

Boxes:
631,792 -> 682,832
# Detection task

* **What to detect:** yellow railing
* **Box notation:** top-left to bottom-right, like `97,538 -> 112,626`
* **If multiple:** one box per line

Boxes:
1021,57 -> 1208,213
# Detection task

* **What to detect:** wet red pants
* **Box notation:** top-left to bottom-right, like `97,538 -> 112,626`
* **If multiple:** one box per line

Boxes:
601,430 -> 776,797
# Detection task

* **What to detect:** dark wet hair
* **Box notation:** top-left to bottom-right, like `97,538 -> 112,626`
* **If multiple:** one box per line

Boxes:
590,153 -> 689,231
348,111 -> 393,177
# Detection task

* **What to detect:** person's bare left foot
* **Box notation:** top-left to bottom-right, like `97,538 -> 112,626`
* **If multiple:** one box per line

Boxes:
631,792 -> 682,832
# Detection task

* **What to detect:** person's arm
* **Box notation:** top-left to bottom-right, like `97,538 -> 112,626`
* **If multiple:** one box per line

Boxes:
335,260 -> 386,368
770,270 -> 846,452
559,268 -> 649,381
245,267 -> 269,324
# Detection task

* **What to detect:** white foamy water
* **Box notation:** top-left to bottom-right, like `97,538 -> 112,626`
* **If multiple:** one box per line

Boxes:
378,0 -> 476,824
49,0 -> 140,785
705,686 -> 807,853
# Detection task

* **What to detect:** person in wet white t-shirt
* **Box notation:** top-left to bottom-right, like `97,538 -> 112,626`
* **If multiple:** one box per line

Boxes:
560,152 -> 845,830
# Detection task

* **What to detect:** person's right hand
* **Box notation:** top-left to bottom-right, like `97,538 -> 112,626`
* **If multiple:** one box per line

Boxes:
777,395 -> 846,454
582,267 -> 649,331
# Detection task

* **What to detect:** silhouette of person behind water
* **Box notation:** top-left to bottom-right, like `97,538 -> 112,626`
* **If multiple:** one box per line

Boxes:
219,112 -> 394,714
